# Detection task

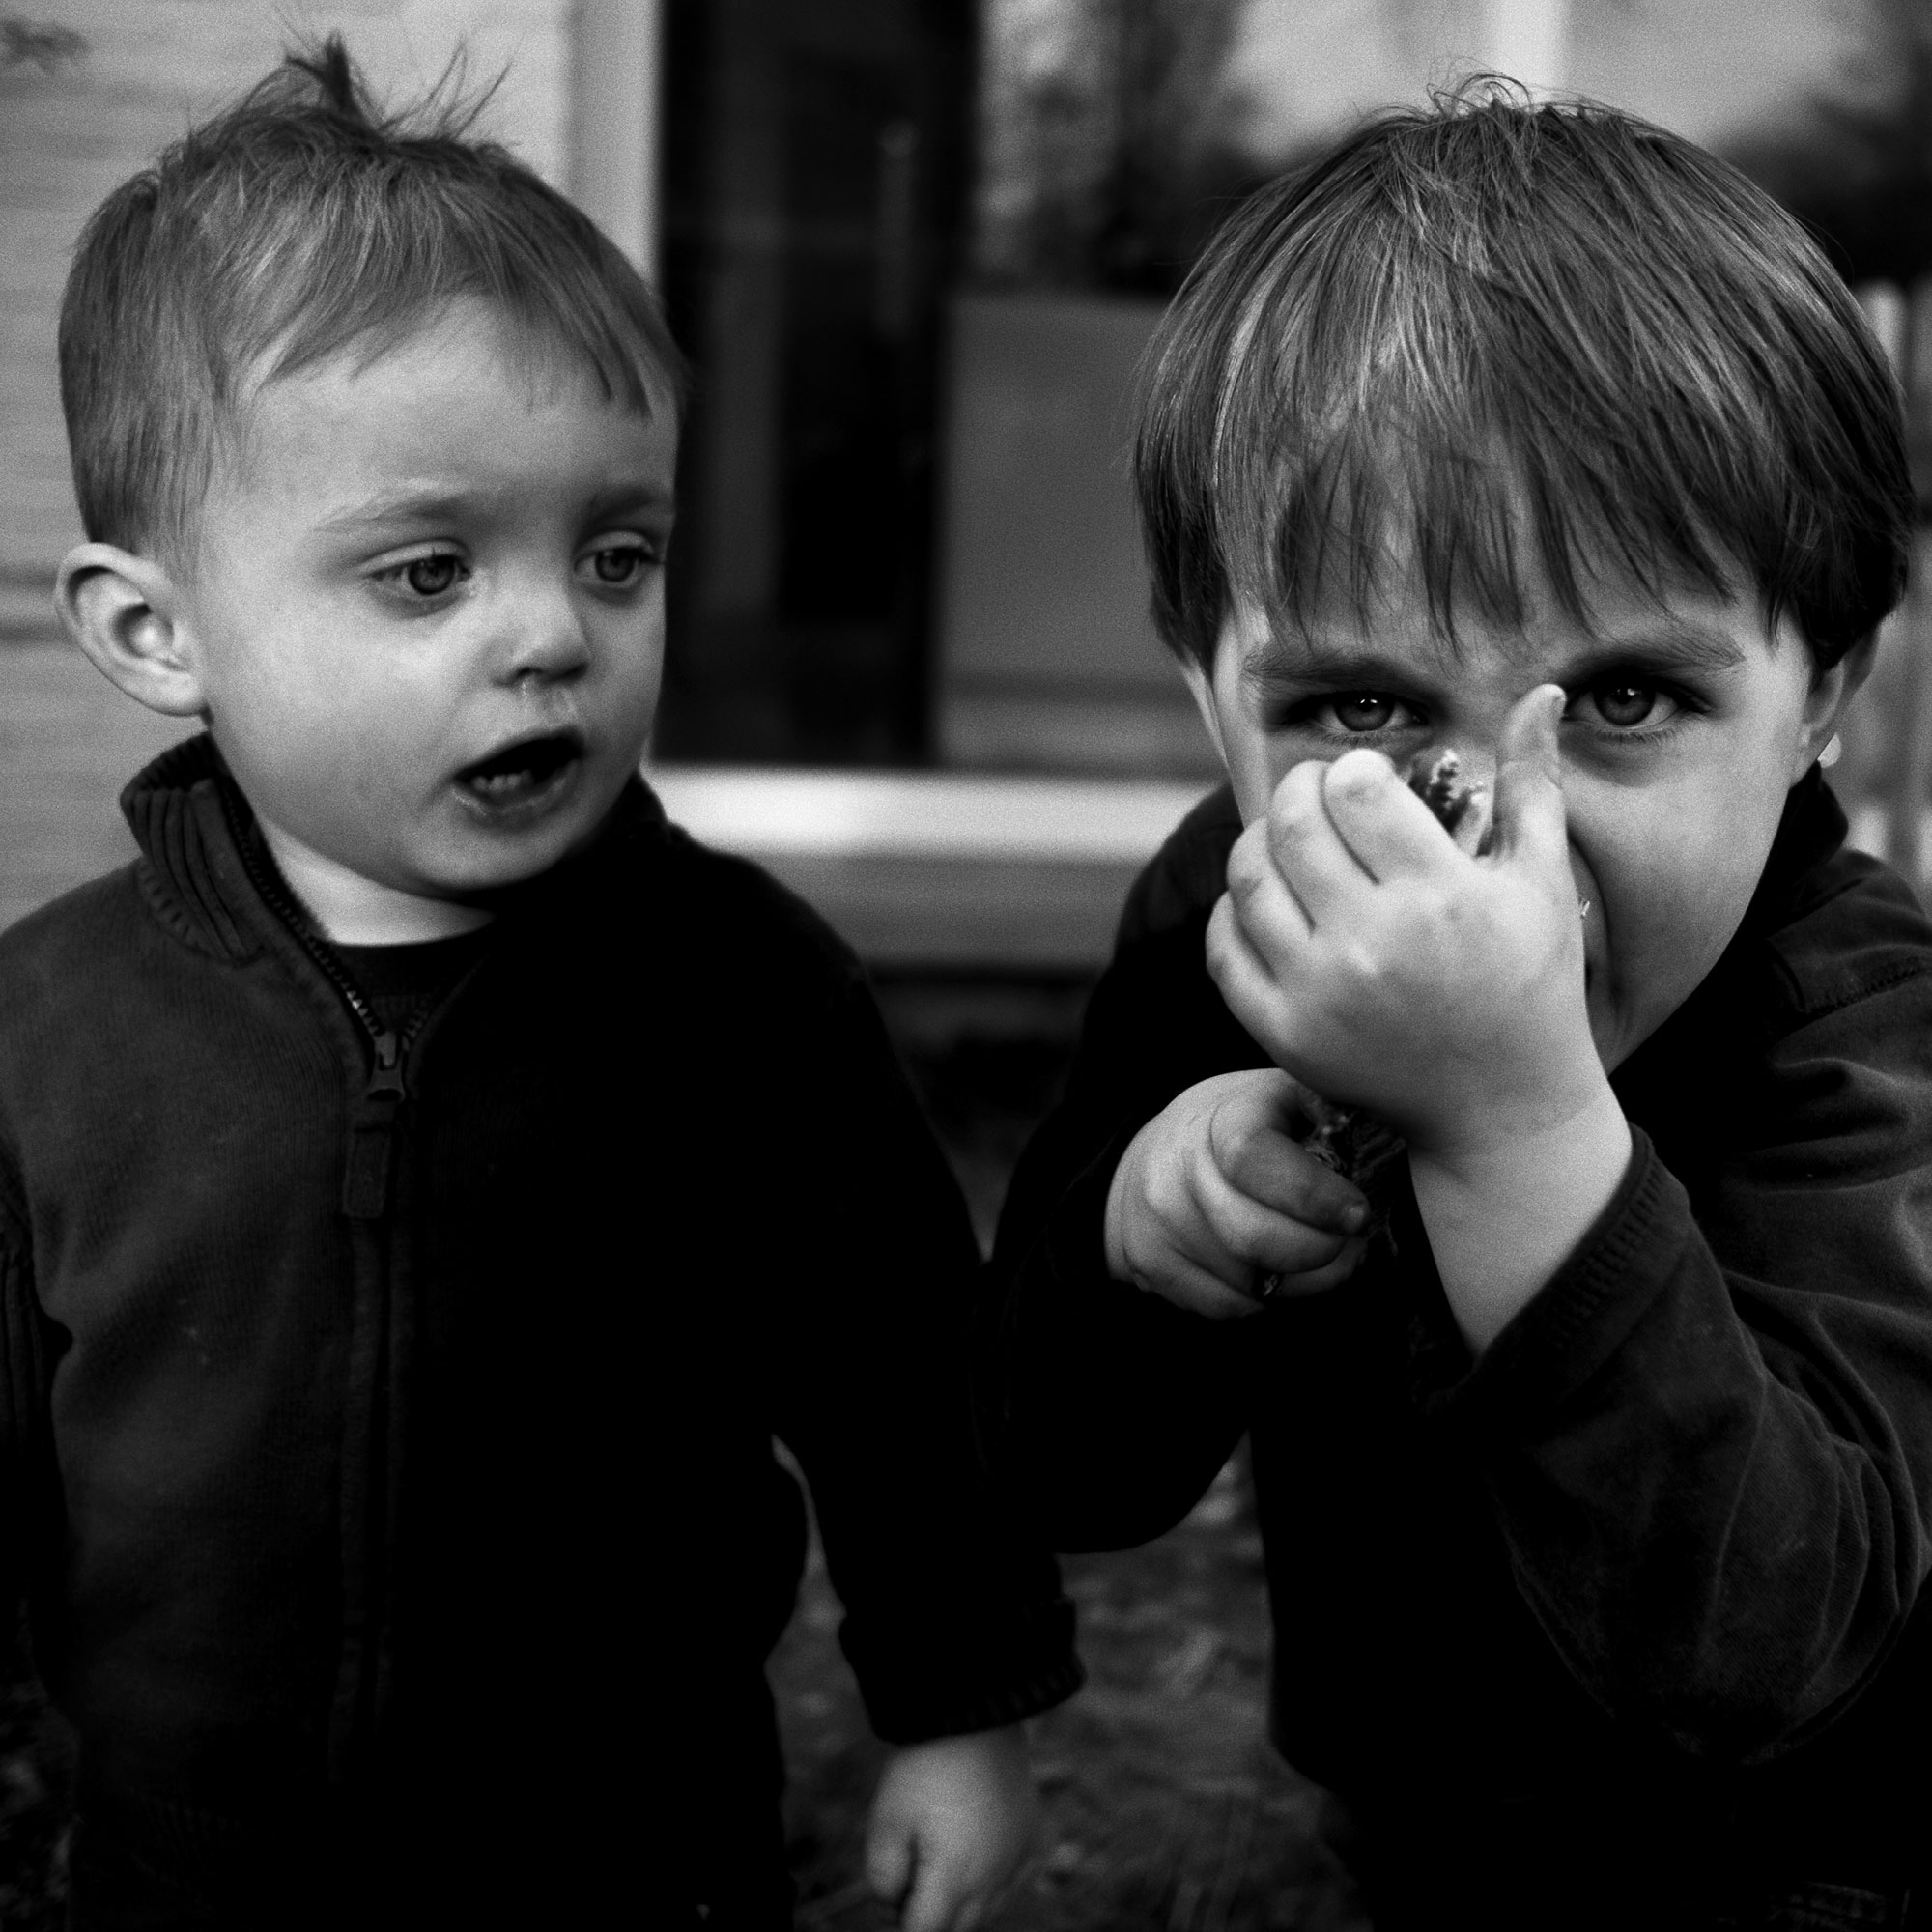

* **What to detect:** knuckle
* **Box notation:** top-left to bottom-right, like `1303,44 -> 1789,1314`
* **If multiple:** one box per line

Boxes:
1266,779 -> 1324,842
1325,748 -> 1392,805
1224,836 -> 1270,901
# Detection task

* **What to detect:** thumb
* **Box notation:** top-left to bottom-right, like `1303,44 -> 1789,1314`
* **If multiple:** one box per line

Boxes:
1491,683 -> 1568,869
866,1801 -> 916,1908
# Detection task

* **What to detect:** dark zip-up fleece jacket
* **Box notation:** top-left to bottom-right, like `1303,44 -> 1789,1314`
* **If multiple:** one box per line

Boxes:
980,770 -> 1932,1930
0,735 -> 1079,1929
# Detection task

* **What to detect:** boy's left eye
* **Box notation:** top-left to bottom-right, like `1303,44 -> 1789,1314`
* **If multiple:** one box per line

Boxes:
403,554 -> 462,598
578,541 -> 656,589
1574,679 -> 1682,730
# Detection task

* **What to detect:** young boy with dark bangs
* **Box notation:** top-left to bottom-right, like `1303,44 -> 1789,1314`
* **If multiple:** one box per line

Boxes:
980,89 -> 1931,1929
0,41 -> 1079,1931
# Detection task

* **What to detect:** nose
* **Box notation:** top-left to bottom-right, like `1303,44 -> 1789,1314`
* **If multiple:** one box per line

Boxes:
498,579 -> 593,687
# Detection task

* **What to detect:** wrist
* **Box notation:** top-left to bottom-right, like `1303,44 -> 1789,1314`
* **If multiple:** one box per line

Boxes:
1406,1078 -> 1632,1353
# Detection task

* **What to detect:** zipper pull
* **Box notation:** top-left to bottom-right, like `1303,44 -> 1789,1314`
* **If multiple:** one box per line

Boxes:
365,1029 -> 407,1100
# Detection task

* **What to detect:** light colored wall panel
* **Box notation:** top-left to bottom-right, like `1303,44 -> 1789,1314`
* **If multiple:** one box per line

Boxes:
0,0 -> 573,621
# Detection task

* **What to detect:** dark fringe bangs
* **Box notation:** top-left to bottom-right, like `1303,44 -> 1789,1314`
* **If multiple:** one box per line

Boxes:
1135,88 -> 1912,672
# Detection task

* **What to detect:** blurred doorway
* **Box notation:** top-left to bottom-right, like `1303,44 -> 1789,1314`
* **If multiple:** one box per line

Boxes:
654,0 -> 976,766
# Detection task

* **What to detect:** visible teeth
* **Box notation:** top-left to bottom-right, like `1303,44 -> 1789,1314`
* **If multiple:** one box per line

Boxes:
469,769 -> 535,795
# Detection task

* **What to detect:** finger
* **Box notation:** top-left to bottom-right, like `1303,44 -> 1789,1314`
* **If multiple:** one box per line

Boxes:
900,1861 -> 950,1932
866,1812 -> 914,1909
1208,1105 -> 1368,1234
1166,1171 -> 1288,1306
1193,1148 -> 1349,1266
1206,895 -> 1298,1066
1492,683 -> 1569,871
1254,1233 -> 1370,1298
1318,747 -> 1453,883
1224,814 -> 1312,961
1139,1239 -> 1271,1319
1225,1205 -> 1354,1285
1258,758 -> 1379,929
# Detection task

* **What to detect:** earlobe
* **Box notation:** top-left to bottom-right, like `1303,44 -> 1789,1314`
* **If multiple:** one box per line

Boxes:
1794,633 -> 1878,783
55,543 -> 209,719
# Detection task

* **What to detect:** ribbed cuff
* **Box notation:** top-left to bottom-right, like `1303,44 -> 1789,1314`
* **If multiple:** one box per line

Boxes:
1411,1127 -> 1686,1431
841,1594 -> 1085,1745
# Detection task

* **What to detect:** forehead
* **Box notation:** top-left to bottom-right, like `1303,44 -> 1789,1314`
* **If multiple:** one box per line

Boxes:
213,303 -> 675,511
237,298 -> 670,449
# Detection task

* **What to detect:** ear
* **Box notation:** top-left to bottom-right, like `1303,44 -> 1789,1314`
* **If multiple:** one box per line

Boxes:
1179,655 -> 1230,771
55,543 -> 210,719
1790,631 -> 1878,785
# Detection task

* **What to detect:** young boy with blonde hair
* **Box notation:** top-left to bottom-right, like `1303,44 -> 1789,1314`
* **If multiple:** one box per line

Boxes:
981,89 -> 1929,1928
0,41 -> 1077,1929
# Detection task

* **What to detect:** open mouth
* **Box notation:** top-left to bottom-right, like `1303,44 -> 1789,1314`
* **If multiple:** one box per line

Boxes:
456,731 -> 583,806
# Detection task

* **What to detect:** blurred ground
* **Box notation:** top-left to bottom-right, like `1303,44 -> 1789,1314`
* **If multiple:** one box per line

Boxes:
780,996 -> 1369,1931
776,1458 -> 1368,1932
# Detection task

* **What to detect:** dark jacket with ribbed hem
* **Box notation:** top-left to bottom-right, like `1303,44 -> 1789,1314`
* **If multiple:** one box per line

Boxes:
980,770 -> 1932,1931
0,734 -> 1079,1929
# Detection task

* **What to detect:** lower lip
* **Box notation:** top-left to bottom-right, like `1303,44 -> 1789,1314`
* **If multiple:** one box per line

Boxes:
452,752 -> 584,828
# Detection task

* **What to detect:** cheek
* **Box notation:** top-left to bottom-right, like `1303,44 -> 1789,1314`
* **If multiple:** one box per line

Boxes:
1583,796 -> 1778,1045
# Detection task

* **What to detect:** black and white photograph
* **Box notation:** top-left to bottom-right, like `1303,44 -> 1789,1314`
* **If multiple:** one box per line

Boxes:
3,1 -> 1931,1926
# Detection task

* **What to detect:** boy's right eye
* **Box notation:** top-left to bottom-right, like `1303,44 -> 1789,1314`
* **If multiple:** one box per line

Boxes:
1330,694 -> 1398,732
1291,692 -> 1425,738
369,550 -> 469,605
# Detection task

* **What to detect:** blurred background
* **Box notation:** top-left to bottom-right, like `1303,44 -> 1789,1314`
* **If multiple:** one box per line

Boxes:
6,0 -> 1930,966
3,3 -> 1930,1925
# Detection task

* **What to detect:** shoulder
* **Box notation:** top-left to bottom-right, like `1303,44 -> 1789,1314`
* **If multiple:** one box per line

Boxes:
0,865 -> 151,1010
1758,846 -> 1932,1024
1118,782 -> 1241,947
588,791 -> 869,1024
655,819 -> 863,983
0,868 -> 153,1194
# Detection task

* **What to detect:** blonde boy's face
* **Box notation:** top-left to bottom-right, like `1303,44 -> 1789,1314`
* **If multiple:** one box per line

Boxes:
170,300 -> 676,936
1188,575 -> 1858,1074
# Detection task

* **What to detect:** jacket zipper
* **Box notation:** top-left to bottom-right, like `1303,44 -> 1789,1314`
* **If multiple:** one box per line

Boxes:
229,822 -> 427,1203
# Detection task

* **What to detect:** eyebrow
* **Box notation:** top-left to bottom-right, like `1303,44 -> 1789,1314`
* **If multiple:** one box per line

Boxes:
315,478 -> 676,535
1239,620 -> 1751,697
1239,639 -> 1435,700
1555,623 -> 1749,681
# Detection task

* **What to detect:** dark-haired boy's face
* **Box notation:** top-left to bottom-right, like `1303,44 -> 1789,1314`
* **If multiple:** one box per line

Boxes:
170,300 -> 676,938
1189,577 -> 1858,1072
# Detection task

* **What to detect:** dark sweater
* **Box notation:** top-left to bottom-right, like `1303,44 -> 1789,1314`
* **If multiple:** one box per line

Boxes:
0,735 -> 1079,1929
981,770 -> 1932,1929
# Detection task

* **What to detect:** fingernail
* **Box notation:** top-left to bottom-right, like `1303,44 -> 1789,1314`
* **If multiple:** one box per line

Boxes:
1340,1201 -> 1368,1233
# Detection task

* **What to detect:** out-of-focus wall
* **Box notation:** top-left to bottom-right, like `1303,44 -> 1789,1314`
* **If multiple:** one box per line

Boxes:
936,0 -> 1898,781
1229,0 -> 1870,154
0,0 -> 572,639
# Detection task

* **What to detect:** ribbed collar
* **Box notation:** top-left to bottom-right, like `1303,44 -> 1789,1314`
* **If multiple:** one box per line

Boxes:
1735,764 -> 1851,938
118,731 -> 672,963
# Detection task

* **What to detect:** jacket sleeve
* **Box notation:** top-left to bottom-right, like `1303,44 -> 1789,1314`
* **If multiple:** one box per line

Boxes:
0,1192 -> 56,1624
1411,934 -> 1932,1764
976,804 -> 1267,1554
764,954 -> 1083,1745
